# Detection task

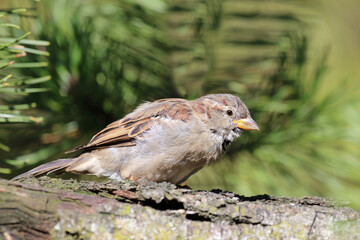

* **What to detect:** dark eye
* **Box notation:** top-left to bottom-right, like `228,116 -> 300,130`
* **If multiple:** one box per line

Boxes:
226,110 -> 233,116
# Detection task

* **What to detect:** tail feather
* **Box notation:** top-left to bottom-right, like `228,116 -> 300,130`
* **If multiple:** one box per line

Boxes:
11,158 -> 75,181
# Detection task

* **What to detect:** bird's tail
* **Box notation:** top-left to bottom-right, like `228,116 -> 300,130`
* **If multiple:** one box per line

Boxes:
11,158 -> 76,181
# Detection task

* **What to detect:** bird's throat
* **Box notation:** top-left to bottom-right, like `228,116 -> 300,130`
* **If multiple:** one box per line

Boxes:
222,139 -> 231,152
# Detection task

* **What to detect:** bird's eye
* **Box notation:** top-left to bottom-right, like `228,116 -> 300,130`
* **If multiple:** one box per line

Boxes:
226,110 -> 233,116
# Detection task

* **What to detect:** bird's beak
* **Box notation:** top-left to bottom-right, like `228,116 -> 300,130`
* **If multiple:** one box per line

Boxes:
233,117 -> 259,131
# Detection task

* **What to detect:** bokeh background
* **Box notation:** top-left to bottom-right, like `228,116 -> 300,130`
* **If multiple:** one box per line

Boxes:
1,0 -> 360,209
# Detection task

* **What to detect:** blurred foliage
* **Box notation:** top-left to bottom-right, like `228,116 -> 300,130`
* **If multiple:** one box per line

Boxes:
0,2 -> 50,174
1,0 -> 360,209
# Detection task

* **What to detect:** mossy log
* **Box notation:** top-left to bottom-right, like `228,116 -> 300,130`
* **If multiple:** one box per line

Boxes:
0,177 -> 359,239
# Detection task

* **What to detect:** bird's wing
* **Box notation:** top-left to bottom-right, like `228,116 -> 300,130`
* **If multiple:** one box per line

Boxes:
67,98 -> 193,153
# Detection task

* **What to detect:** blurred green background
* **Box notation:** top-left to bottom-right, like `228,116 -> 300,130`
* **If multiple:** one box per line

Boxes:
1,0 -> 360,209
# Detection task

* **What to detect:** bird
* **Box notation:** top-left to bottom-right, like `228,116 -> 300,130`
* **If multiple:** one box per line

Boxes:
12,94 -> 259,184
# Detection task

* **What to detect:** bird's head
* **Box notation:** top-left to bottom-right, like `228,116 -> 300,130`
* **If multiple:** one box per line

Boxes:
194,94 -> 259,144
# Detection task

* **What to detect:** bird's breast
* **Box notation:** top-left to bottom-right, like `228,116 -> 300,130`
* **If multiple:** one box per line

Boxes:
118,121 -> 225,183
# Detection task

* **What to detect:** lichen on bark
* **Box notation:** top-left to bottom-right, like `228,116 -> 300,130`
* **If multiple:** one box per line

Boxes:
0,177 -> 359,239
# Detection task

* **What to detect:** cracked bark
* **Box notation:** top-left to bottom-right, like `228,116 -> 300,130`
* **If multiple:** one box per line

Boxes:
0,177 -> 360,240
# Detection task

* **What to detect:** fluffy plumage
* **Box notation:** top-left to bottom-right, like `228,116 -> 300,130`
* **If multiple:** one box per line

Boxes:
12,94 -> 259,184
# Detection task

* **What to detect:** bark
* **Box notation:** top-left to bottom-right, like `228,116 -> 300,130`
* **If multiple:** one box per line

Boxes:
0,177 -> 359,240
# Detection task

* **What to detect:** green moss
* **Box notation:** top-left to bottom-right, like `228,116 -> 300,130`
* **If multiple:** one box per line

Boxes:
119,204 -> 132,216
231,206 -> 240,218
165,193 -> 173,200
208,206 -> 218,214
112,229 -> 131,240
191,228 -> 209,239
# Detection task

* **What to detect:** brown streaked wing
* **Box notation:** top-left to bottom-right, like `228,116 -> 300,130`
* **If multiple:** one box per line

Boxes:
66,117 -> 152,153
66,98 -> 191,153
119,99 -> 187,124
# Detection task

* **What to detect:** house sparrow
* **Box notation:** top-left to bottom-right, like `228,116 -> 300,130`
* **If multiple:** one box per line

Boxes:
12,94 -> 259,184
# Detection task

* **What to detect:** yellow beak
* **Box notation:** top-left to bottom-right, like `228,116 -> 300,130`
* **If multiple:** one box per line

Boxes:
233,117 -> 259,131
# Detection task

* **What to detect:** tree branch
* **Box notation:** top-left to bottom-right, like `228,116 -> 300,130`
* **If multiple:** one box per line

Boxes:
0,177 -> 359,239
